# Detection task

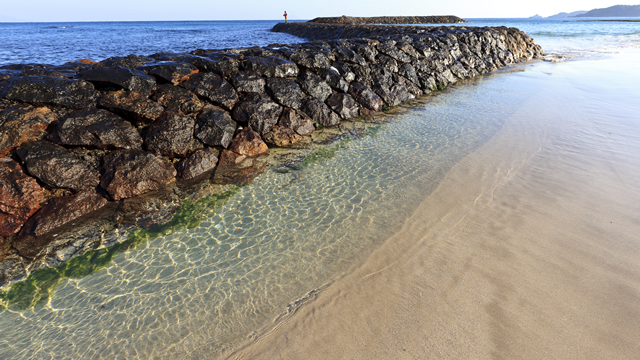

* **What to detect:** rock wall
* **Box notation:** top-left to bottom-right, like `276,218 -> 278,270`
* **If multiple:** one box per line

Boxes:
308,15 -> 467,24
0,22 -> 543,286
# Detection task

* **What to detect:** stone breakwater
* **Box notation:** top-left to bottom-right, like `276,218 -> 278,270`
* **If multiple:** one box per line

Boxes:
0,22 -> 543,287
308,15 -> 467,24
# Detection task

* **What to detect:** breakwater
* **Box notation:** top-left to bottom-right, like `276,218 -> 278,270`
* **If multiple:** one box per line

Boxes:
308,15 -> 467,24
0,21 -> 542,291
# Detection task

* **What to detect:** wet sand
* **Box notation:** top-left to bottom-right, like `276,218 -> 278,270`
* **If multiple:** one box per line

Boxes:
228,51 -> 640,359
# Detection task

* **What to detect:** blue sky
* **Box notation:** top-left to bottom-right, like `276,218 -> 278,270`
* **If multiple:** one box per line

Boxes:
0,0 -> 634,22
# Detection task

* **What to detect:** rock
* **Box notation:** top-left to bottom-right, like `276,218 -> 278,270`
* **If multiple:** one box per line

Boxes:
0,105 -> 57,156
51,108 -> 143,150
449,61 -> 469,79
137,61 -> 199,85
18,191 -> 108,237
16,140 -> 99,192
300,97 -> 340,127
179,72 -> 238,111
228,128 -> 269,157
76,66 -> 156,97
19,68 -> 67,78
393,74 -> 424,97
0,255 -> 28,286
97,90 -> 164,125
98,55 -> 152,68
398,63 -> 420,86
297,71 -> 333,101
353,43 -> 379,63
230,71 -> 266,93
332,46 -> 367,65
100,149 -> 177,200
232,93 -> 282,135
326,93 -> 359,119
377,43 -> 411,63
0,237 -> 10,262
263,125 -> 303,147
375,54 -> 399,73
317,67 -> 350,93
278,108 -> 315,136
241,56 -> 299,78
372,83 -> 415,106
0,157 -> 43,237
369,64 -> 394,88
333,61 -> 356,82
265,78 -> 304,110
116,188 -> 181,229
289,52 -> 331,70
144,110 -> 195,158
195,105 -> 237,148
187,53 -> 241,76
150,84 -> 204,115
0,76 -> 98,109
348,82 -> 384,112
176,147 -> 219,180
213,149 -> 267,185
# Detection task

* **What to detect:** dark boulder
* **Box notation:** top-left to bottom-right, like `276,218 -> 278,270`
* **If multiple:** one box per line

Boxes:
372,83 -> 415,107
187,53 -> 241,76
300,97 -> 340,127
398,63 -> 420,86
230,71 -> 266,93
263,125 -> 303,147
19,68 -> 67,78
0,157 -> 43,237
353,43 -> 379,63
143,110 -> 195,158
297,71 -> 333,102
97,90 -> 164,125
333,61 -> 356,82
150,84 -> 204,115
289,51 -> 331,70
76,66 -> 156,97
179,72 -> 238,110
100,149 -> 177,200
393,74 -> 424,98
195,105 -> 237,148
326,93 -> 359,119
318,67 -> 350,93
228,128 -> 269,157
375,54 -> 399,74
98,55 -> 152,69
449,61 -> 469,79
351,64 -> 373,87
278,108 -> 315,136
348,82 -> 384,112
265,77 -> 304,110
0,76 -> 98,109
332,46 -> 367,66
176,147 -> 219,180
137,61 -> 199,85
0,105 -> 56,156
241,56 -> 299,78
232,93 -> 282,135
18,191 -> 108,237
51,108 -> 143,150
370,64 -> 394,88
16,140 -> 99,192
377,43 -> 412,63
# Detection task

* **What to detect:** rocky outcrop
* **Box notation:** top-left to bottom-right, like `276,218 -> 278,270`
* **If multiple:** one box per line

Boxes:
308,15 -> 467,24
0,19 -> 544,287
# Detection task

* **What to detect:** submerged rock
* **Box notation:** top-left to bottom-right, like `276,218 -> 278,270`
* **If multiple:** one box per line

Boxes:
143,110 -> 195,158
99,149 -> 177,200
180,72 -> 238,110
195,105 -> 237,148
0,105 -> 57,156
263,125 -> 303,147
0,157 -> 43,237
76,66 -> 157,97
16,140 -> 99,192
18,191 -> 108,237
0,76 -> 98,109
51,108 -> 143,150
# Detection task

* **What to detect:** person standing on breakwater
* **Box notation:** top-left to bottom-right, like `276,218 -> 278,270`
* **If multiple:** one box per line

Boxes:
283,11 -> 288,23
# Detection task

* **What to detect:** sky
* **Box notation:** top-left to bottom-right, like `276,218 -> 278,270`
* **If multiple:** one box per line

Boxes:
0,0 -> 636,22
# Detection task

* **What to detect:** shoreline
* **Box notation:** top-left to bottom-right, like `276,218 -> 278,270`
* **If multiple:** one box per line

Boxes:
225,48 -> 640,359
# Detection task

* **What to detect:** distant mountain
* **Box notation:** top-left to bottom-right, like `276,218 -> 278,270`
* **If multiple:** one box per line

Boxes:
547,11 -> 588,18
529,14 -> 544,19
575,4 -> 640,17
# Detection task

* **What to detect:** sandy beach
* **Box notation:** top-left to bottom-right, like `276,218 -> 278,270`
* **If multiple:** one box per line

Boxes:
228,51 -> 640,359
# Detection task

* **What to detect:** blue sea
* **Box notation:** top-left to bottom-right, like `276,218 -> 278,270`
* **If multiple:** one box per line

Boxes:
0,18 -> 639,66
1,18 -> 640,360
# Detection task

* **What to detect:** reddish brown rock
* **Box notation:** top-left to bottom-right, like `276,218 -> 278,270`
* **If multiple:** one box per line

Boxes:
100,149 -> 177,200
18,191 -> 108,237
263,125 -> 303,147
97,90 -> 164,125
278,108 -> 315,136
137,61 -> 199,85
228,128 -> 269,157
150,84 -> 204,115
0,105 -> 57,156
0,157 -> 43,237
213,149 -> 267,185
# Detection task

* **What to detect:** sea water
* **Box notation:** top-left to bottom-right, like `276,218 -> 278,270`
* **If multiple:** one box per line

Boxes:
0,18 -> 638,359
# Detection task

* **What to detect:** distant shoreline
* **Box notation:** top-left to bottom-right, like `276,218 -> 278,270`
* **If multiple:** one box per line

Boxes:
565,19 -> 640,22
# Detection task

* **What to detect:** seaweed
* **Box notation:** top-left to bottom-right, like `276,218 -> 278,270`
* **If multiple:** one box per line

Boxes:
0,186 -> 243,312
300,137 -> 351,168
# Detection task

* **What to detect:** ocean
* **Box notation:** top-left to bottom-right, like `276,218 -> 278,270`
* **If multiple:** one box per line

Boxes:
1,18 -> 639,359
